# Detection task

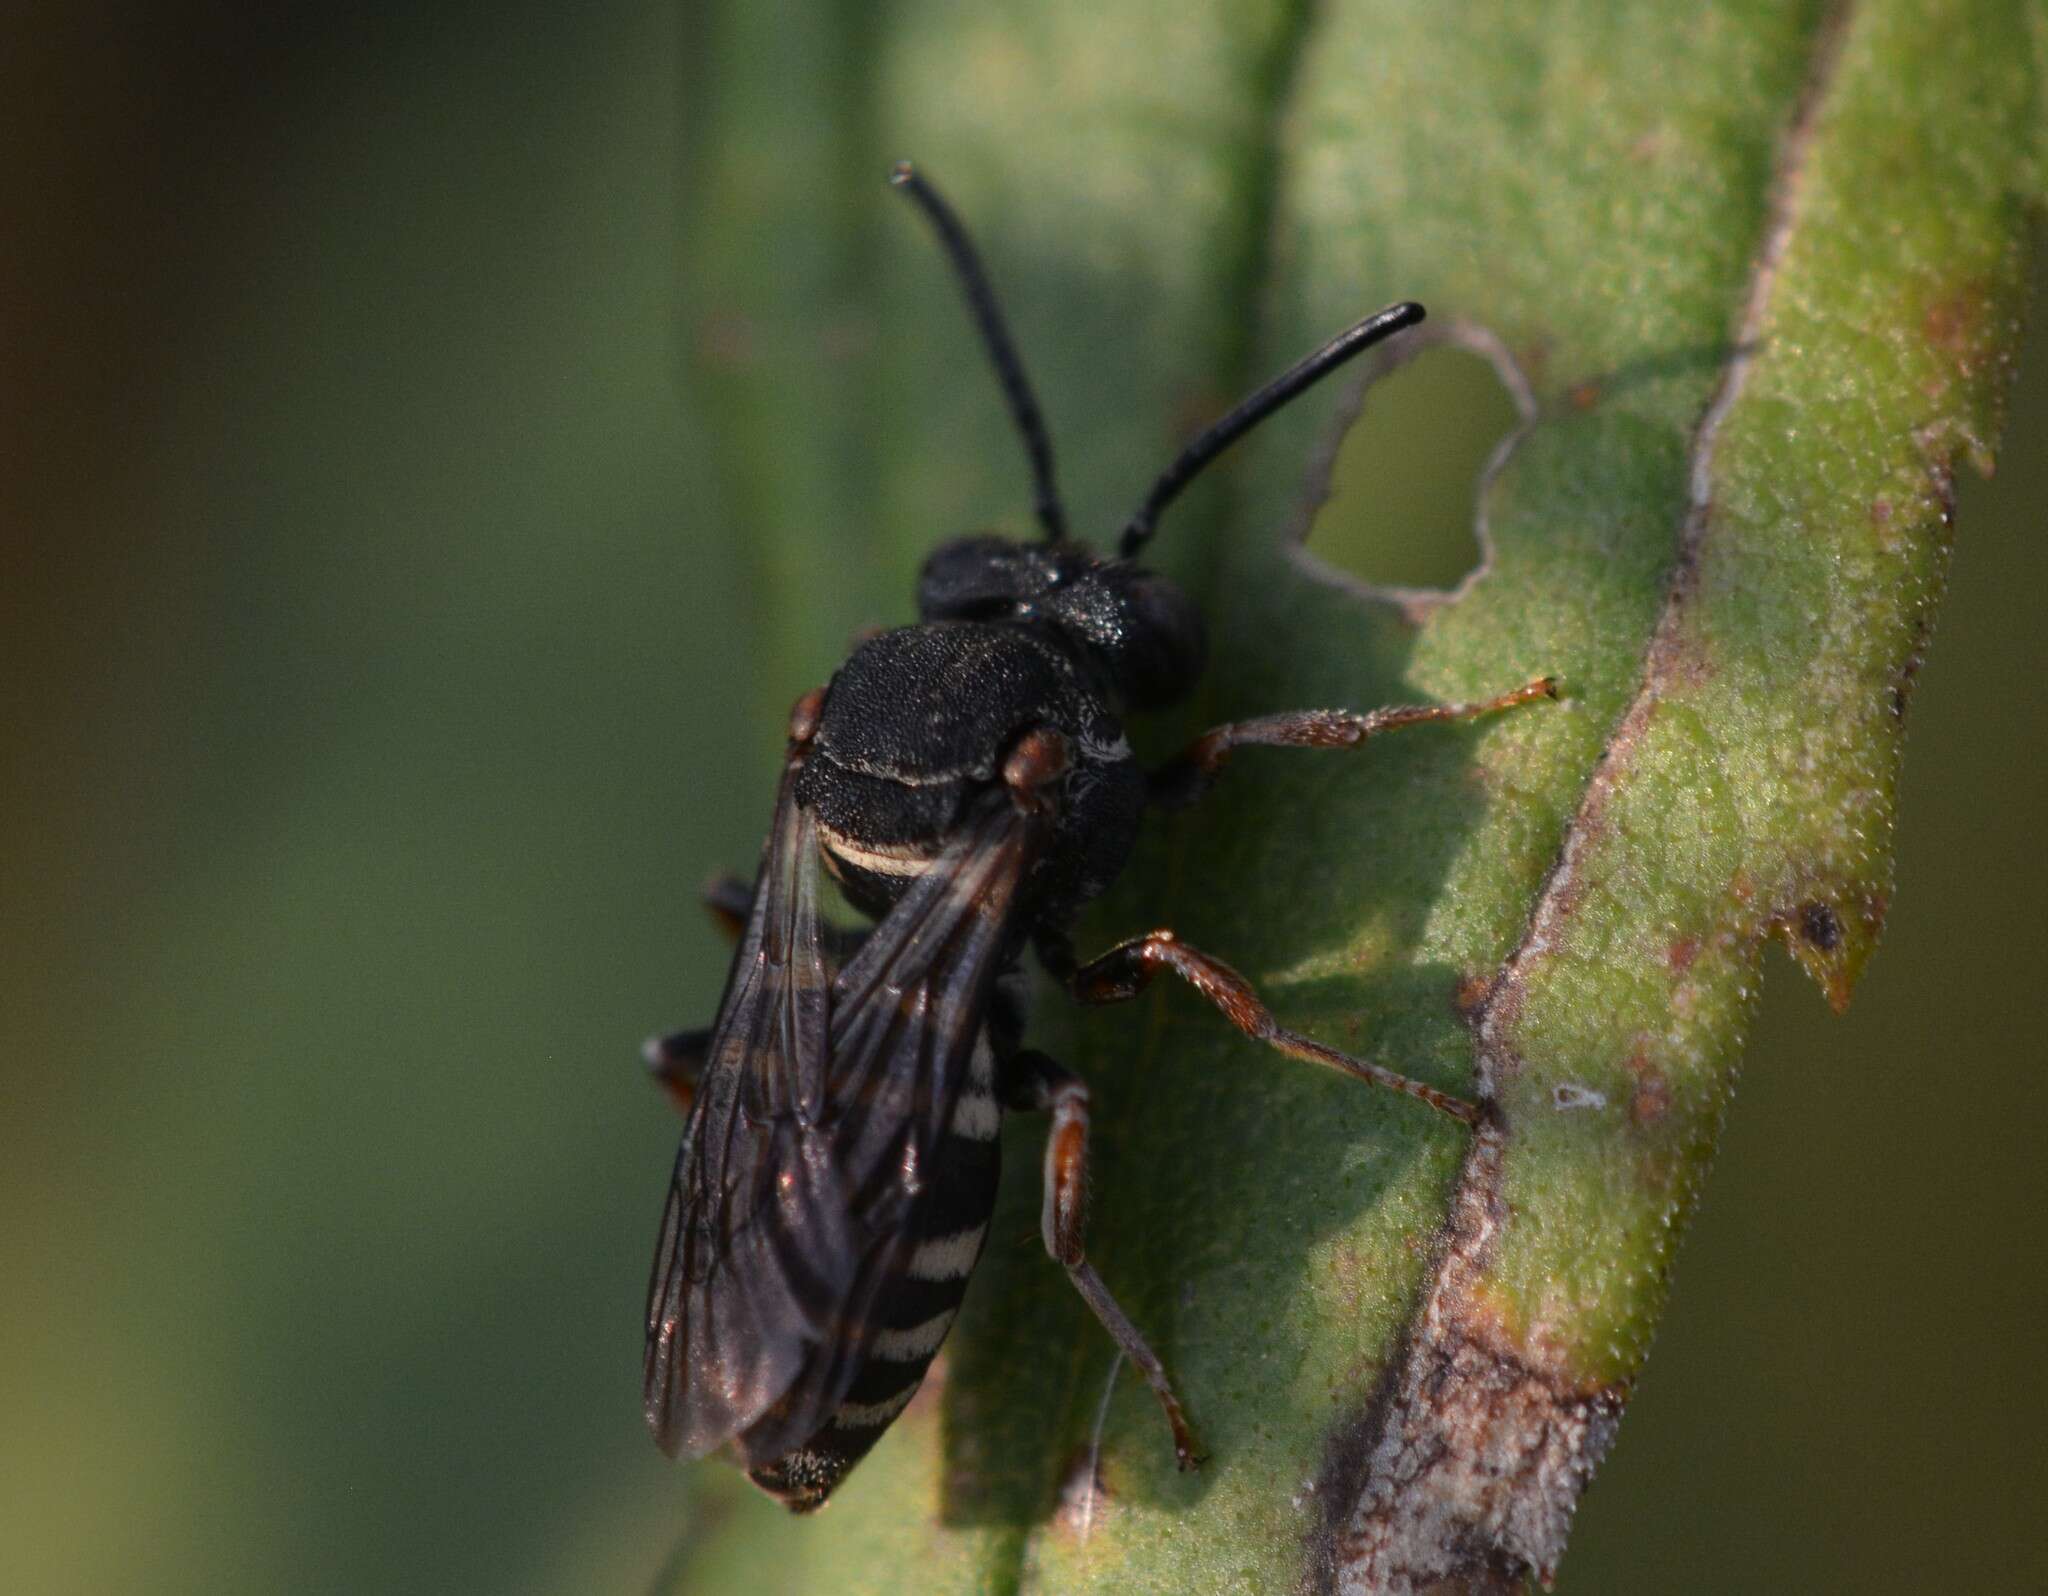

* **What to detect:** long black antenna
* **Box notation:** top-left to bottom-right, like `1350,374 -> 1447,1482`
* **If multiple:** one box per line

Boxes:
890,162 -> 1068,543
1118,301 -> 1426,559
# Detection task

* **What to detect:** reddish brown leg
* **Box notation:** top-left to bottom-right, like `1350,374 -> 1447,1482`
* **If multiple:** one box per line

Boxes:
1149,676 -> 1557,809
1002,1049 -> 1204,1471
1040,929 -> 1480,1126
642,1027 -> 709,1117
641,876 -> 751,1114
700,873 -> 752,940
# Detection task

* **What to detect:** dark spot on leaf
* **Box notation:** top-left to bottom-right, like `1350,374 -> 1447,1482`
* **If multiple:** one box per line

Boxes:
1567,378 -> 1602,410
1666,936 -> 1700,973
1922,278 -> 1998,377
1453,971 -> 1494,1019
1798,900 -> 1841,952
1870,496 -> 1892,525
1629,1069 -> 1671,1127
1891,578 -> 1938,719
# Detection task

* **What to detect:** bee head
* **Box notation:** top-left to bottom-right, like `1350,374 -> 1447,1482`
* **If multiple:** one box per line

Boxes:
916,535 -> 1206,712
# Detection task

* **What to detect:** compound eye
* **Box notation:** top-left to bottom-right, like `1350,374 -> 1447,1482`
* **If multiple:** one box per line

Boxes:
1097,569 -> 1208,711
917,534 -> 1042,622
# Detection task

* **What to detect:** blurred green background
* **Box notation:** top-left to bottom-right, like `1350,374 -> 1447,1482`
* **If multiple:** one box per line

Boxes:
6,5 -> 2041,1593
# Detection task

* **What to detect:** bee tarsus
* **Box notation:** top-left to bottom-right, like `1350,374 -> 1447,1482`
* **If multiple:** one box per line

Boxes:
1148,676 -> 1561,810
1001,1046 -> 1206,1470
1039,926 -> 1484,1127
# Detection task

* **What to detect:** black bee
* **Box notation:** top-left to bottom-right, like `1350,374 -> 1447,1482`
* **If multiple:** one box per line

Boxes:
642,163 -> 1554,1512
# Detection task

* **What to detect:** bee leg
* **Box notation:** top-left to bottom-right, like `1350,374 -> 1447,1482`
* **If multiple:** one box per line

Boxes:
642,1028 -> 710,1117
640,880 -> 746,1118
1038,927 -> 1480,1126
701,873 -> 753,941
1146,676 -> 1558,809
1001,1048 -> 1204,1471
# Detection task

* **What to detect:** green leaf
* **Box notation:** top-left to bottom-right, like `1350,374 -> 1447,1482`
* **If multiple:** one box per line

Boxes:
661,1 -> 2041,1589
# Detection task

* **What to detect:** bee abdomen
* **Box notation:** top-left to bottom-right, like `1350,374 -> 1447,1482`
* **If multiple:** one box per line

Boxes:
747,1062 -> 1003,1511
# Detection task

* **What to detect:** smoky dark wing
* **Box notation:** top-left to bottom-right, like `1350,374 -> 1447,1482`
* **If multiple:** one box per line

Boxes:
644,775 -> 1043,1467
643,754 -> 831,1459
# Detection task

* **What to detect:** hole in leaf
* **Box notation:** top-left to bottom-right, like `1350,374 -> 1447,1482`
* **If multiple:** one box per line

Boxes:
1307,344 -> 1522,590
